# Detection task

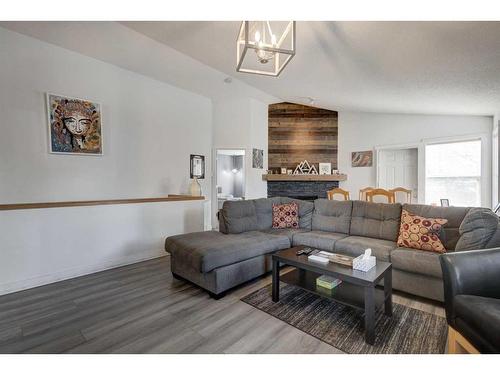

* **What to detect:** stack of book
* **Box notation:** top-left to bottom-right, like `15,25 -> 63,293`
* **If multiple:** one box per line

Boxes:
316,275 -> 342,290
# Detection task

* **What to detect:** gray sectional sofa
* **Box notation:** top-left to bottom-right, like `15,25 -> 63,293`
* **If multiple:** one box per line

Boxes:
165,197 -> 500,301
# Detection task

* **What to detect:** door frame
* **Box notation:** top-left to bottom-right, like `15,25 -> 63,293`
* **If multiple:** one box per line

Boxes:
375,142 -> 422,203
212,147 -> 247,229
375,132 -> 490,207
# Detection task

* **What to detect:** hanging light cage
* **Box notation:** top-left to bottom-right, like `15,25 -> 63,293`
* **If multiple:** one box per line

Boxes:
236,21 -> 296,77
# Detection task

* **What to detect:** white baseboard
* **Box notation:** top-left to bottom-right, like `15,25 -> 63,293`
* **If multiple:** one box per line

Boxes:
0,249 -> 168,296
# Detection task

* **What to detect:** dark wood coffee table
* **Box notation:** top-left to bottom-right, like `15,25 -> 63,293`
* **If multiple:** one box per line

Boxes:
272,246 -> 392,345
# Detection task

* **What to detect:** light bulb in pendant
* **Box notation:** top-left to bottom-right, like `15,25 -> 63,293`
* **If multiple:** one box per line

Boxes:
254,30 -> 261,43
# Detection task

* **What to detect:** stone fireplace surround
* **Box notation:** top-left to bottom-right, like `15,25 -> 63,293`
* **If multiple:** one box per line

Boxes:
267,181 -> 340,200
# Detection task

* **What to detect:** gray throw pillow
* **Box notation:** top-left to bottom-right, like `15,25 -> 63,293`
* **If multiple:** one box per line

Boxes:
455,208 -> 499,251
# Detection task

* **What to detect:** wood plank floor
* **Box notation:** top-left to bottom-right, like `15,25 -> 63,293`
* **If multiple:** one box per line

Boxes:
0,256 -> 444,354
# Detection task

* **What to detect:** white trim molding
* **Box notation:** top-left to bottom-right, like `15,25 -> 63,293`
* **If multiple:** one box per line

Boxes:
374,132 -> 491,207
422,133 -> 490,208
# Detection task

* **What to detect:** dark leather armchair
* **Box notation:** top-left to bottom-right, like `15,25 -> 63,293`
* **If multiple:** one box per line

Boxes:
440,248 -> 500,353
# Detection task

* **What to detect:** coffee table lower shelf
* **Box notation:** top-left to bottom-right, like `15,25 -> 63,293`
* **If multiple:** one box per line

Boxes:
280,269 -> 386,311
272,248 -> 393,345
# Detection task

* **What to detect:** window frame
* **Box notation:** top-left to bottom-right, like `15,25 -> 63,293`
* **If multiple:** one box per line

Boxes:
422,134 -> 489,207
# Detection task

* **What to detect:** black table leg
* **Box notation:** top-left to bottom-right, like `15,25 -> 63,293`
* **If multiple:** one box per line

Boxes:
384,269 -> 393,317
298,268 -> 306,281
364,286 -> 375,345
272,257 -> 279,302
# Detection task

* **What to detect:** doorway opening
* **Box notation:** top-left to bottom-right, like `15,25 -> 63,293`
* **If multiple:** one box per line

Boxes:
377,147 -> 418,203
215,149 -> 246,215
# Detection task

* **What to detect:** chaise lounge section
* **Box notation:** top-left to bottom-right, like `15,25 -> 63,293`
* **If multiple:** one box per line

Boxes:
165,197 -> 500,301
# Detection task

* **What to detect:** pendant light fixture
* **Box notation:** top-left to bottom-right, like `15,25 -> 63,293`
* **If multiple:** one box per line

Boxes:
236,21 -> 296,77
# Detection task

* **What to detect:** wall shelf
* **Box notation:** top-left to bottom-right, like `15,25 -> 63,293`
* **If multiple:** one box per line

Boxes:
0,195 -> 205,211
262,174 -> 347,182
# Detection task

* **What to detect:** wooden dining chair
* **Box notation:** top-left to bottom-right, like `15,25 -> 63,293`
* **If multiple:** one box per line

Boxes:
359,187 -> 374,201
365,188 -> 395,203
327,188 -> 351,201
389,187 -> 412,204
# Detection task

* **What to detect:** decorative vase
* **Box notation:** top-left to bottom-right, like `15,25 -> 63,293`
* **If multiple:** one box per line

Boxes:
189,178 -> 202,197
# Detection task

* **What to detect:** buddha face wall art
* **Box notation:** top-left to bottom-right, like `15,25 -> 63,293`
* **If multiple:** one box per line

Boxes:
47,93 -> 103,155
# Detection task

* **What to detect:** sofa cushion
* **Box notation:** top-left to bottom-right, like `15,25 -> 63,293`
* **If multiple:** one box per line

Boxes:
350,201 -> 402,241
455,208 -> 499,251
454,295 -> 500,353
272,202 -> 299,228
165,230 -> 290,273
334,236 -> 396,262
390,247 -> 442,278
292,231 -> 348,251
253,197 -> 282,230
312,199 -> 352,234
219,200 -> 258,234
396,209 -> 448,253
259,228 -> 309,242
403,204 -> 470,250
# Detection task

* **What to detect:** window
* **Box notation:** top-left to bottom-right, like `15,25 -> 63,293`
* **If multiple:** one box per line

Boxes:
425,139 -> 482,207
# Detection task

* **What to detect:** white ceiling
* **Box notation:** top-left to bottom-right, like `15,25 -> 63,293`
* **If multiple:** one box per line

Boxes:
122,21 -> 500,116
2,21 -> 500,116
0,21 -> 277,104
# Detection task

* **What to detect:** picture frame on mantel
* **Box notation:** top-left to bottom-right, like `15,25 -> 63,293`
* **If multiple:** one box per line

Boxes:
319,162 -> 332,175
190,154 -> 205,179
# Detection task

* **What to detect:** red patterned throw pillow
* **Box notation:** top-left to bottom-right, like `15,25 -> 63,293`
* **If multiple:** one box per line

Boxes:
397,209 -> 448,253
272,203 -> 299,229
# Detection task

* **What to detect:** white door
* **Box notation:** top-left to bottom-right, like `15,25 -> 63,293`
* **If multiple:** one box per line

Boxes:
377,148 -> 418,203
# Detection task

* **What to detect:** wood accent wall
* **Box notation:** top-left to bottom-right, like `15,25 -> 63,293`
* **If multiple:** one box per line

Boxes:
268,102 -> 338,172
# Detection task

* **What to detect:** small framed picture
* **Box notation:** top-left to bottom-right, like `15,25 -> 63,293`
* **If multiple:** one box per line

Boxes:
281,167 -> 287,174
190,154 -> 205,179
352,151 -> 373,167
440,199 -> 450,207
252,148 -> 263,169
319,163 -> 332,175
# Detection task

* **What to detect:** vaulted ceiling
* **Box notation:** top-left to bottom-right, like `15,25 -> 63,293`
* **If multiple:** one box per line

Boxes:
123,21 -> 500,115
2,21 -> 500,116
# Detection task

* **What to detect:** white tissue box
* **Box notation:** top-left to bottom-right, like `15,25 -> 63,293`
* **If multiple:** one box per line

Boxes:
353,254 -> 376,272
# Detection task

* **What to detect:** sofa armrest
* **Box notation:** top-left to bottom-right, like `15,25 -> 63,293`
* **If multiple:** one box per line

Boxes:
440,248 -> 500,324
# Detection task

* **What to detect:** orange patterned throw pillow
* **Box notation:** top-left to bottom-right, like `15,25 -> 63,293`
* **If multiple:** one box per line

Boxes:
397,210 -> 448,253
272,203 -> 299,229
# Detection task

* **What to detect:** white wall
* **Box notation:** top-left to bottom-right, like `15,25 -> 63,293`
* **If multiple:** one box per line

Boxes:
248,98 -> 269,199
0,28 -> 211,294
338,111 -> 493,207
0,202 -> 204,295
492,113 -> 500,207
211,97 -> 269,226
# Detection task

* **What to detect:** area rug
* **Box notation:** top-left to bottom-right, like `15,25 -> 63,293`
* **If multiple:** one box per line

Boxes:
241,283 -> 447,354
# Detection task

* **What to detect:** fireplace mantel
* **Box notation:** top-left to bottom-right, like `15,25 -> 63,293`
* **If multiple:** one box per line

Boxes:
262,174 -> 347,182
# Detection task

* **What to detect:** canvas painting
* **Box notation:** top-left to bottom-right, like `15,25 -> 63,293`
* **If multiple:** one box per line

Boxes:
252,148 -> 263,169
47,93 -> 102,155
351,151 -> 373,167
